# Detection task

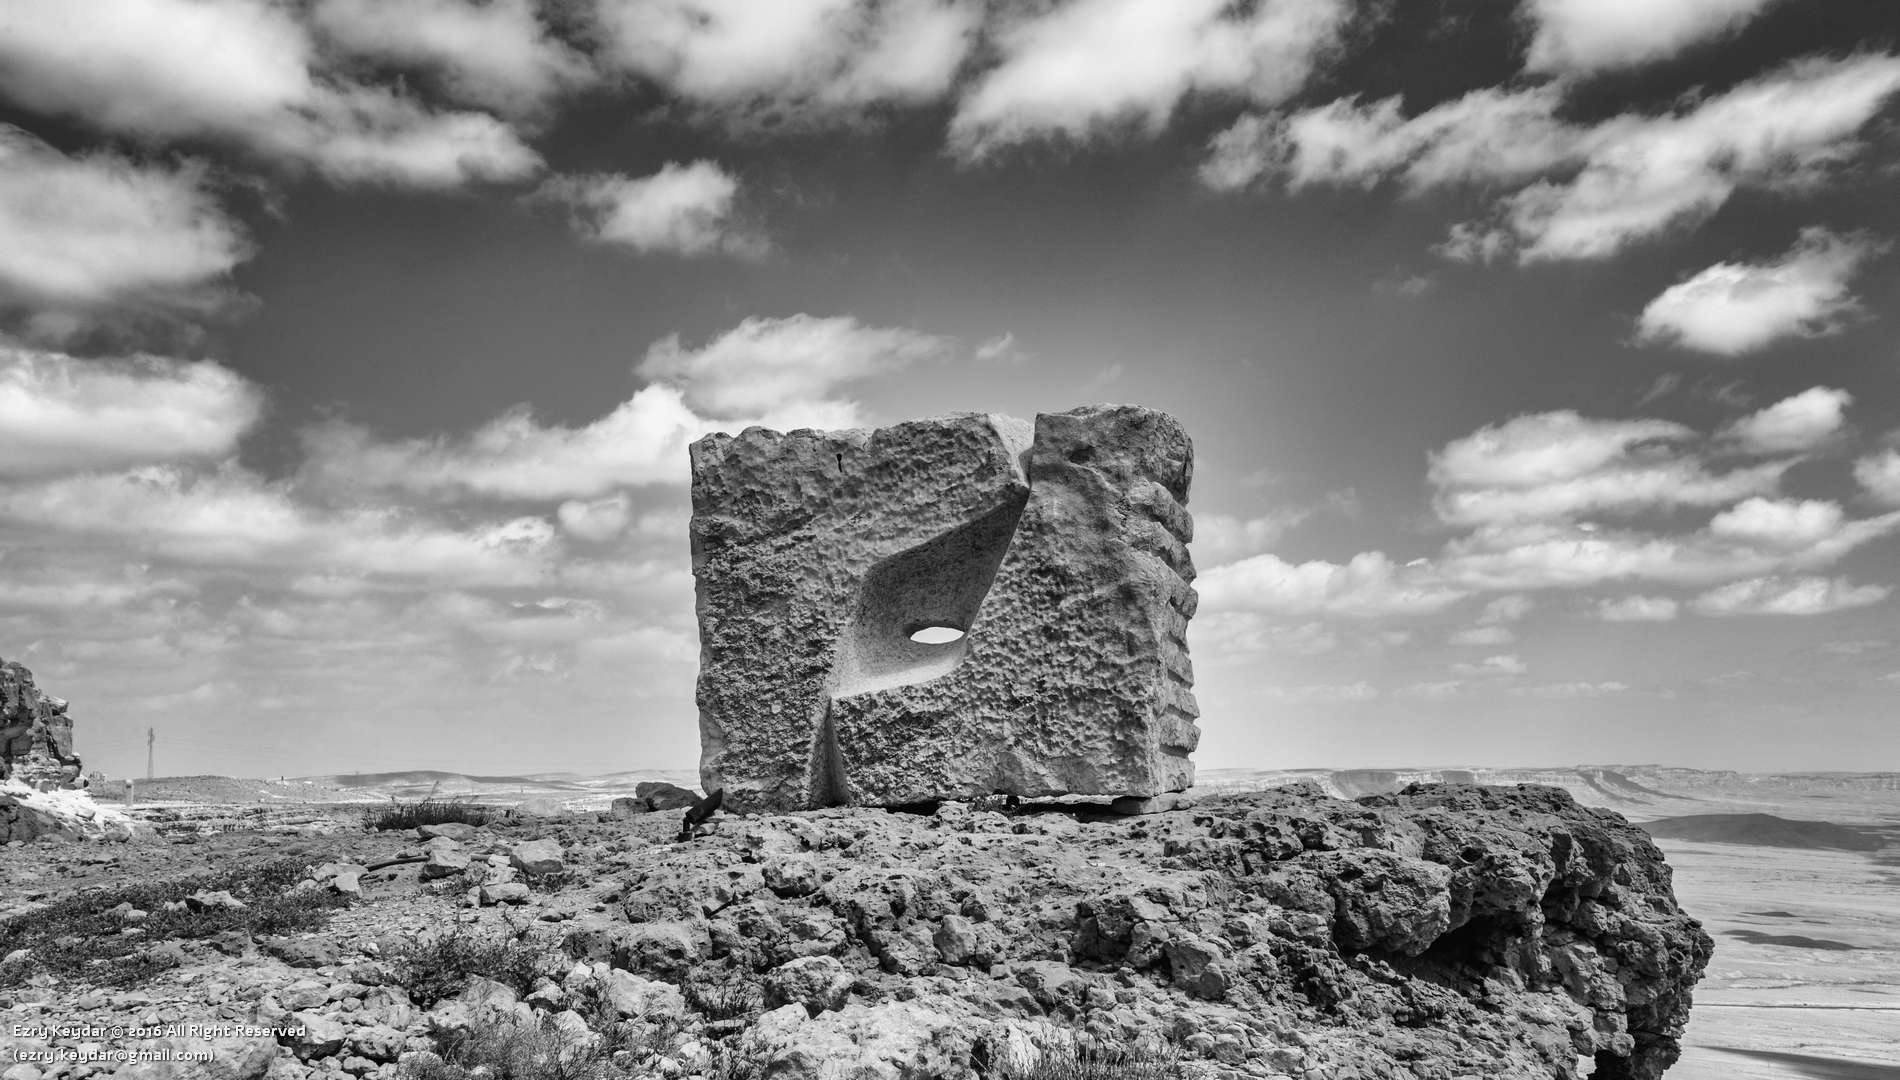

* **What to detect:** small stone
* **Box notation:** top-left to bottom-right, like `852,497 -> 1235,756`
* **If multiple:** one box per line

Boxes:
762,955 -> 853,1016
932,914 -> 984,967
417,822 -> 478,842
1108,793 -> 1196,815
598,969 -> 687,1023
287,1010 -> 347,1058
186,889 -> 247,911
279,979 -> 331,1010
480,881 -> 532,906
509,839 -> 565,877
419,845 -> 471,880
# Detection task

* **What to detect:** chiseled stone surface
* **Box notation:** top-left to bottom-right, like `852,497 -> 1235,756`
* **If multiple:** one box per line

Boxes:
690,405 -> 1199,811
0,657 -> 82,788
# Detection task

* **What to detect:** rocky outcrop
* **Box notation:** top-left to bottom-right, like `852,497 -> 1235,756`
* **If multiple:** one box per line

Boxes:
1,658 -> 82,788
690,405 -> 1199,812
563,782 -> 1710,1080
1,780 -> 147,843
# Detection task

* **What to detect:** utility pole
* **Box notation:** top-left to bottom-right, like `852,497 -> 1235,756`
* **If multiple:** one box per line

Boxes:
146,726 -> 154,781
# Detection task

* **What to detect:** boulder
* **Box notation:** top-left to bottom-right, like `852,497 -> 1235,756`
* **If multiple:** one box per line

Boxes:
691,405 -> 1199,812
636,781 -> 700,811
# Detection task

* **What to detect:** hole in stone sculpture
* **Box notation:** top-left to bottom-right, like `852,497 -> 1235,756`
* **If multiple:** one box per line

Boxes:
909,625 -> 965,645
830,493 -> 1028,701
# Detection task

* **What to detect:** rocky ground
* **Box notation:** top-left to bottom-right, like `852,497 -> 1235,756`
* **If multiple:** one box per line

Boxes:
0,782 -> 1712,1080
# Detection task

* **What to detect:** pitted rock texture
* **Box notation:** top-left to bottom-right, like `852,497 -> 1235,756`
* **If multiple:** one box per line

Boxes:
1,658 -> 81,788
562,782 -> 1711,1080
690,405 -> 1199,812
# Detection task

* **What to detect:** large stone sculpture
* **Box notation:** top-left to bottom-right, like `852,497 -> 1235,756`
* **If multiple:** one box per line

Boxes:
1,657 -> 83,788
690,404 -> 1199,812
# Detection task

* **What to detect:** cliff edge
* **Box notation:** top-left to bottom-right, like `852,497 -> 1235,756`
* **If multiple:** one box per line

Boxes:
559,781 -> 1712,1079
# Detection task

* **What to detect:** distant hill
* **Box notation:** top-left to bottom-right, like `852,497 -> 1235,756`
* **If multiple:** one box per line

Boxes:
1640,813 -> 1887,852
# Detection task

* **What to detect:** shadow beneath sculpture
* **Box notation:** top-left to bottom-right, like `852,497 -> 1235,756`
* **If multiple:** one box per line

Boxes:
689,405 -> 1200,812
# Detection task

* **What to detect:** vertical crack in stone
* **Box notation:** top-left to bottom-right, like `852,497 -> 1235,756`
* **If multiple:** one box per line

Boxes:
808,701 -> 851,809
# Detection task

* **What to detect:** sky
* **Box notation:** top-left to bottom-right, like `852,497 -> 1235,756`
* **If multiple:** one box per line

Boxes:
2,0 -> 1898,780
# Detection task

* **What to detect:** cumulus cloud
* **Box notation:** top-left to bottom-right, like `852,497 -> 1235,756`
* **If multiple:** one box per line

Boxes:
1596,595 -> 1680,622
1637,230 -> 1885,356
1718,386 -> 1852,454
1520,0 -> 1786,77
593,0 -> 981,123
298,387 -> 709,501
0,0 -> 540,188
556,493 -> 634,543
535,163 -> 767,258
1191,613 -> 1339,662
1194,493 -> 1355,565
1260,681 -> 1379,704
1452,653 -> 1527,677
1198,551 -> 1466,618
1428,410 -> 1784,527
297,315 -> 945,502
1438,510 -> 1900,592
1693,575 -> 1890,616
1209,54 -> 1900,261
0,346 -> 263,478
0,465 -> 555,584
308,0 -> 592,116
1855,449 -> 1900,506
0,127 -> 251,318
1478,594 -> 1534,624
1707,498 -> 1846,549
637,314 -> 950,418
1512,680 -> 1630,698
950,0 -> 1351,158
1450,625 -> 1514,646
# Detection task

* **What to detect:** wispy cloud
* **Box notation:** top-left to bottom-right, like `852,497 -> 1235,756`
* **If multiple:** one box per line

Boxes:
951,0 -> 1351,158
592,0 -> 982,126
1595,595 -> 1681,622
1519,0 -> 1787,77
308,0 -> 592,117
1693,575 -> 1890,616
1204,54 -> 1900,262
0,0 -> 541,187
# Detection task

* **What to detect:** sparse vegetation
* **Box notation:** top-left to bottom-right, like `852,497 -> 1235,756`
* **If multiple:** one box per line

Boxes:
0,856 -> 349,988
387,921 -> 552,1007
987,1030 -> 1183,1080
682,964 -> 763,1021
400,1011 -> 673,1080
364,794 -> 495,832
